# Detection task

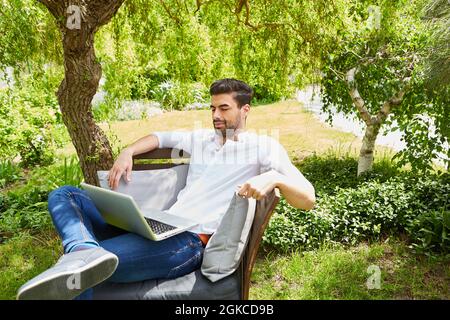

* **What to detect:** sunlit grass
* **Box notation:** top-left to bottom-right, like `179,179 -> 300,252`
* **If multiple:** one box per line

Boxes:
250,239 -> 450,300
0,230 -> 62,300
58,100 -> 370,160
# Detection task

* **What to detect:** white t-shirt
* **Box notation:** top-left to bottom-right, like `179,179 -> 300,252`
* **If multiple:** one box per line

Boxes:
152,129 -> 305,234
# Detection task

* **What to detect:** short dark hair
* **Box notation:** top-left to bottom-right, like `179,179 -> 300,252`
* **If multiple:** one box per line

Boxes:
209,78 -> 253,107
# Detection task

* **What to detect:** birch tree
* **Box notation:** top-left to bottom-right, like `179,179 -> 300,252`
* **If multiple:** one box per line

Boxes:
321,0 -> 448,175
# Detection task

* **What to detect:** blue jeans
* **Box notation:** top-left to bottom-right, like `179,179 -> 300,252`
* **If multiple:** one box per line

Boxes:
47,185 -> 204,300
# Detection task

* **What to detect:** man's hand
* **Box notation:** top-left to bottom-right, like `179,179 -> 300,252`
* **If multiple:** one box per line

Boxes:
237,171 -> 279,201
108,148 -> 133,190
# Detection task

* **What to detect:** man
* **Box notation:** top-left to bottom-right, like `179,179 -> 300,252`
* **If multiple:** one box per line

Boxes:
17,78 -> 315,300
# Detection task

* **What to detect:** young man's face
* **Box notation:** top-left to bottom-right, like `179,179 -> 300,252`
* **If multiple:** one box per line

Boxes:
210,93 -> 249,136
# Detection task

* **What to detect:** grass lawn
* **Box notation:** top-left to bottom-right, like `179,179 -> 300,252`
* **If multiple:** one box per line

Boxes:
1,231 -> 448,300
251,239 -> 449,300
59,99 -> 396,161
0,230 -> 62,300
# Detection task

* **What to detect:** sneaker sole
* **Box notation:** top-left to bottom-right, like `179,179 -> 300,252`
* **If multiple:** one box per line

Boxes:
17,253 -> 118,300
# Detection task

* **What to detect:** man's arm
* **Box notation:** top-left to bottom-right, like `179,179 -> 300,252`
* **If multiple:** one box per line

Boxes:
274,170 -> 316,210
107,134 -> 160,189
108,131 -> 193,189
238,137 -> 316,211
123,134 -> 160,156
237,169 -> 316,211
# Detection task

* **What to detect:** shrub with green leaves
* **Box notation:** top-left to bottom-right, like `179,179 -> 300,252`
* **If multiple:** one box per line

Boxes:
297,152 -> 401,196
151,80 -> 209,111
0,160 -> 21,189
264,156 -> 449,255
0,156 -> 83,241
0,68 -> 67,167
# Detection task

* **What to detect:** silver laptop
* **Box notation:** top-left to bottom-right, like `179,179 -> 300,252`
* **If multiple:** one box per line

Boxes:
80,182 -> 198,241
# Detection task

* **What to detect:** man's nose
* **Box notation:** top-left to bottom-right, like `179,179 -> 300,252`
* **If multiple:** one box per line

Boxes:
213,109 -> 222,119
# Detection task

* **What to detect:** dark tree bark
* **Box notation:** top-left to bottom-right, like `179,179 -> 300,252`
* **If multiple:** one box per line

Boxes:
38,0 -> 125,185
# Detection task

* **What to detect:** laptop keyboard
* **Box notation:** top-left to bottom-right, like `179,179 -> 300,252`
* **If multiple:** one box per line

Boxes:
144,217 -> 177,235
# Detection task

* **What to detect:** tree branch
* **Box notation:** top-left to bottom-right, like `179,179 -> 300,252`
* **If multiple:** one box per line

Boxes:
159,0 -> 182,25
195,0 -> 202,13
91,0 -> 126,28
233,0 -> 258,30
375,77 -> 411,125
346,67 -> 373,126
38,0 -> 125,30
328,66 -> 346,81
37,0 -> 64,23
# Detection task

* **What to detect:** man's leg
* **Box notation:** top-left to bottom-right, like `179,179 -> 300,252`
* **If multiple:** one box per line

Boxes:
47,185 -> 126,253
17,185 -> 125,300
76,231 -> 204,300
73,230 -> 204,300
99,231 -> 204,283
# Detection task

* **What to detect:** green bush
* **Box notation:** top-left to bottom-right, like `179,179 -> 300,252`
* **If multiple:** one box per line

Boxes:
0,68 -> 66,167
0,180 -> 53,242
296,152 -> 401,196
92,97 -> 118,122
0,160 -> 21,189
406,209 -> 449,256
129,67 -> 169,101
0,156 -> 83,241
152,80 -> 209,111
251,83 -> 283,105
95,77 -> 210,121
264,156 -> 449,255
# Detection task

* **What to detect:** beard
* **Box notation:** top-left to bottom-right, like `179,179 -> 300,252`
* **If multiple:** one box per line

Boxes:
213,116 -> 241,139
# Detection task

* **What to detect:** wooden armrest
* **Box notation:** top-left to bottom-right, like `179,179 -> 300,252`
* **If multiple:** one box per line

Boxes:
241,188 -> 281,299
132,148 -> 190,170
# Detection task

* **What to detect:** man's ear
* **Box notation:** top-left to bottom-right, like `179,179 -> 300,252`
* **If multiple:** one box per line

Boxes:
241,104 -> 250,122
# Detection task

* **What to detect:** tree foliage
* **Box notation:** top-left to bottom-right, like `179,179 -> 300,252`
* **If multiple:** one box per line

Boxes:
0,0 -> 447,173
321,0 -> 449,172
0,0 -> 62,71
422,0 -> 450,89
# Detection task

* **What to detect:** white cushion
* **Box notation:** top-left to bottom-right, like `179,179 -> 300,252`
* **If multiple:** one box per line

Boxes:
201,192 -> 256,282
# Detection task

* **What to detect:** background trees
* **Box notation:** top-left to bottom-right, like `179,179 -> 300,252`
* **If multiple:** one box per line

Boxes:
1,0 -> 345,183
422,0 -> 450,89
0,0 -> 448,181
320,0 -> 448,175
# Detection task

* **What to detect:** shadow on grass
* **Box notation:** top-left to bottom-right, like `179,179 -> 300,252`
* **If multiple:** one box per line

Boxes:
0,229 -> 62,300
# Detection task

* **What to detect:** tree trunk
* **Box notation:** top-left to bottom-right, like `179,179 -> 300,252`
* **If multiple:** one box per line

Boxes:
358,123 -> 381,176
39,0 -> 125,185
346,67 -> 408,176
58,32 -> 114,185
